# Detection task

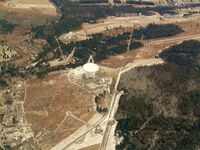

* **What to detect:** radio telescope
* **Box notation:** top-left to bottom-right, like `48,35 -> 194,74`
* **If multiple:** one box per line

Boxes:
83,55 -> 99,78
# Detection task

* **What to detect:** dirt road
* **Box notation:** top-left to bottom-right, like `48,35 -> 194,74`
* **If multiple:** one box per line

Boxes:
150,34 -> 200,44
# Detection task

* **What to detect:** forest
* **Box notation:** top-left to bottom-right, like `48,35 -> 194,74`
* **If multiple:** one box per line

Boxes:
114,0 -> 154,5
132,23 -> 183,39
0,64 -> 20,87
115,40 -> 200,149
61,32 -> 143,66
0,19 -> 16,34
160,40 -> 200,67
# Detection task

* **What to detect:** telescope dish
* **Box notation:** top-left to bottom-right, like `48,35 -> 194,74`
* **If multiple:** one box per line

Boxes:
83,62 -> 99,73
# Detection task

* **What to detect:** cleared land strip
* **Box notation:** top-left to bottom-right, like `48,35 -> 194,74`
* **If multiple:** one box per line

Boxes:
150,34 -> 200,44
14,3 -> 56,8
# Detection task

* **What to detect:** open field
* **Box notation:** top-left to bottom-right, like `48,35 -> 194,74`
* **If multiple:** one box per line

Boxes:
0,0 -> 58,26
0,0 -> 57,11
23,70 -> 95,149
0,0 -> 58,65
0,26 -> 46,65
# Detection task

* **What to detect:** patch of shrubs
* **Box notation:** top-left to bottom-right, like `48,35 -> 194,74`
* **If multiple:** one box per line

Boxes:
0,19 -> 16,34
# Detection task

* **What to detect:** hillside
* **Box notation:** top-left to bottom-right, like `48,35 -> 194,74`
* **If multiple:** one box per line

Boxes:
1,1 -> 200,149
115,40 -> 200,149
0,0 -> 58,26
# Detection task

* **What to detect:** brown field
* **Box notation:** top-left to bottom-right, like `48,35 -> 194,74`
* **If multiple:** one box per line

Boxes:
79,144 -> 100,150
23,70 -> 95,149
0,0 -> 58,26
17,0 -> 54,5
0,26 -> 46,65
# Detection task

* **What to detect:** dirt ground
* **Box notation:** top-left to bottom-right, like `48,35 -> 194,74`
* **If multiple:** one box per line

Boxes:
0,0 -> 57,11
23,70 -> 95,150
0,0 -> 59,65
0,0 -> 58,26
0,26 -> 46,65
79,144 -> 100,150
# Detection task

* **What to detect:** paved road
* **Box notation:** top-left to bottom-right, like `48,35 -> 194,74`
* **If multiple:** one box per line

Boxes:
99,66 -> 135,150
99,91 -> 123,150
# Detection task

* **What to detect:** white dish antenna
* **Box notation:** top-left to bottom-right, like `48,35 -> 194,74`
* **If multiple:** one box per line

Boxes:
83,55 -> 99,73
83,62 -> 99,73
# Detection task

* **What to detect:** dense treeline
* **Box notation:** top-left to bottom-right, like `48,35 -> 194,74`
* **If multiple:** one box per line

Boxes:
0,64 -> 20,87
0,78 -> 7,87
129,41 -> 143,49
0,19 -> 16,34
133,23 -> 183,39
115,40 -> 200,149
126,0 -> 154,5
61,33 -> 143,66
160,40 -> 200,67
114,0 -> 151,5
